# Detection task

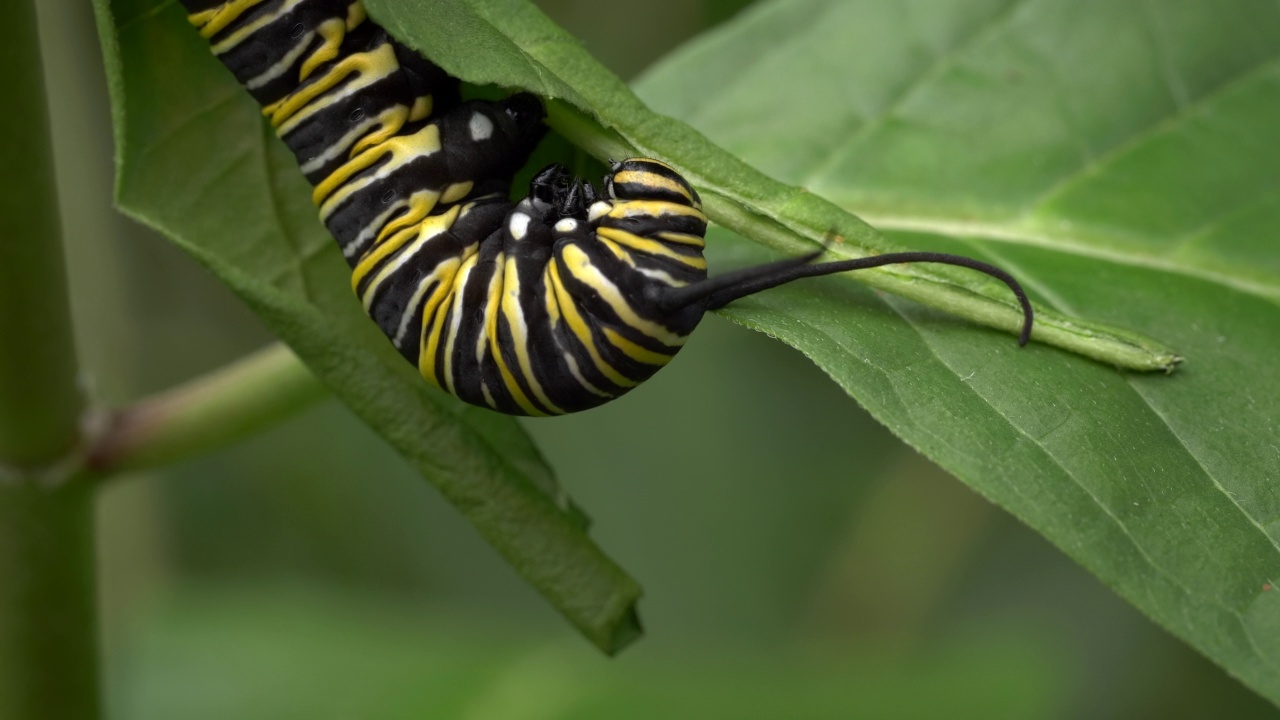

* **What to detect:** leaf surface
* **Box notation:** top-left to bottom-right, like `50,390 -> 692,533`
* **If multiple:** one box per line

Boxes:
370,0 -> 1280,702
368,0 -> 1180,370
637,0 -> 1280,701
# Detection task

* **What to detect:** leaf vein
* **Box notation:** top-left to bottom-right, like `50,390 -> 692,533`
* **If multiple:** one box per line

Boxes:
861,212 -> 1280,304
801,0 -> 1033,186
1023,53 -> 1280,214
255,121 -> 315,301
993,248 -> 1280,556
884,295 -> 1279,678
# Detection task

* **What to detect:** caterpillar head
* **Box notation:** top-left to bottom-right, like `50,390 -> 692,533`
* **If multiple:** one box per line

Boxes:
529,164 -> 599,220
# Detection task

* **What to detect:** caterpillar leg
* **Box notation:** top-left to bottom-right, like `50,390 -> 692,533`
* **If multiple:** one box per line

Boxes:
528,164 -> 599,220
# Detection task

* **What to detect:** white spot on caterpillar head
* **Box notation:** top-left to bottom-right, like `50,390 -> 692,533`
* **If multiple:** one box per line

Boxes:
469,112 -> 494,142
554,218 -> 579,234
509,212 -> 531,240
587,201 -> 611,223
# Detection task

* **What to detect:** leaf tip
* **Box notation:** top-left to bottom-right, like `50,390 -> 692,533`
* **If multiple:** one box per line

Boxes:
600,604 -> 644,656
1161,352 -> 1185,374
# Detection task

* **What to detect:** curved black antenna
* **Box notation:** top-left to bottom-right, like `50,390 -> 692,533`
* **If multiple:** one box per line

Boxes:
659,251 -> 1035,346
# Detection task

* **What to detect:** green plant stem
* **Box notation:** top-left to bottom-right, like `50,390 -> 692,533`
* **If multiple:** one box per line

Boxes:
88,343 -> 329,475
545,101 -> 1181,372
0,3 -> 83,466
0,1 -> 100,718
0,484 -> 99,720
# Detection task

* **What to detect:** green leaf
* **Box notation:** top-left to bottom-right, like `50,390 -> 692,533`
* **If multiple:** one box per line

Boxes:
635,0 -> 1280,704
370,0 -> 1280,704
366,0 -> 1179,371
92,0 -> 641,654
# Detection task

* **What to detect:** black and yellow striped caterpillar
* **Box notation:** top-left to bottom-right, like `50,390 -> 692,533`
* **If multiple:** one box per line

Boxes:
182,0 -> 1034,416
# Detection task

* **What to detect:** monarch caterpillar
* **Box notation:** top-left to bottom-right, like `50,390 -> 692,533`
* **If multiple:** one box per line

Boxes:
181,0 -> 1034,416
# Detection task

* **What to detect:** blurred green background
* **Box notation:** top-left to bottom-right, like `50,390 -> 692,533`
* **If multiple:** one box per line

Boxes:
33,0 -> 1277,717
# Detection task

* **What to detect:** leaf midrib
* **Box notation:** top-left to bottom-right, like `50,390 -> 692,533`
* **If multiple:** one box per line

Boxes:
860,212 -> 1280,304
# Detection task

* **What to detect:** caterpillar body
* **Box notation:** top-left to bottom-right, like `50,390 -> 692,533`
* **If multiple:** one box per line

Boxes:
181,0 -> 1034,416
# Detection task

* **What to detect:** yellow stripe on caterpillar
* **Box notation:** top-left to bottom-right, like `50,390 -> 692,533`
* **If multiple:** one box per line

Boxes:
595,227 -> 707,270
